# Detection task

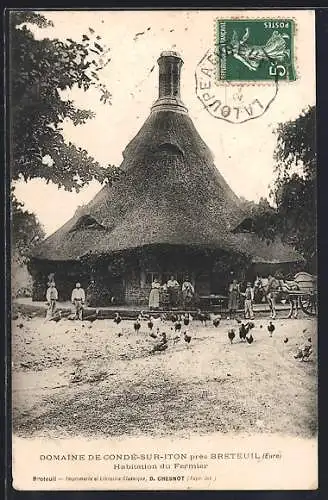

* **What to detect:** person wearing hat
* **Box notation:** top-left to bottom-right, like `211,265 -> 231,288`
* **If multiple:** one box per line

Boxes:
46,281 -> 58,319
243,281 -> 255,320
71,282 -> 86,320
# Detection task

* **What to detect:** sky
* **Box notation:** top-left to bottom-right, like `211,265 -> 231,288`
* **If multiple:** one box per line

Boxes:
13,10 -> 315,236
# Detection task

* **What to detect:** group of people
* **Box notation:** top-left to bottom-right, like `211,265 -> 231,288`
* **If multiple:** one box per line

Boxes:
227,274 -> 299,320
149,276 -> 195,310
45,272 -> 299,320
227,279 -> 261,321
46,281 -> 86,320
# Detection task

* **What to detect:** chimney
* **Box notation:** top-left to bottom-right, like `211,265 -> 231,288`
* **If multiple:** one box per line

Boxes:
151,51 -> 188,114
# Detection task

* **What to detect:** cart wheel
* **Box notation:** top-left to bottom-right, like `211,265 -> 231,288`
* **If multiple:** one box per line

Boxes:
300,293 -> 317,316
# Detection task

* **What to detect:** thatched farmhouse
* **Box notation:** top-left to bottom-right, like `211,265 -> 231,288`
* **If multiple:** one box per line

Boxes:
29,51 -> 303,305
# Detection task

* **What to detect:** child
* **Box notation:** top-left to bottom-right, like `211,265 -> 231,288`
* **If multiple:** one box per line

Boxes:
46,281 -> 58,319
266,274 -> 280,319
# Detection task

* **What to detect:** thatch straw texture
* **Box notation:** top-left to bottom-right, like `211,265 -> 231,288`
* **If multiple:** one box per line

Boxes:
32,110 -> 303,265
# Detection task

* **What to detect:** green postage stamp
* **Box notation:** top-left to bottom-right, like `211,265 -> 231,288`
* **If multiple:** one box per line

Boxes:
215,19 -> 296,81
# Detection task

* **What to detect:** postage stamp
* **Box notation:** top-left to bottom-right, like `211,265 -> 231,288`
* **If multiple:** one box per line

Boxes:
215,19 -> 296,82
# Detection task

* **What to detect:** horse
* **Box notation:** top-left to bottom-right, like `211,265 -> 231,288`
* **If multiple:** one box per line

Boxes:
253,277 -> 269,304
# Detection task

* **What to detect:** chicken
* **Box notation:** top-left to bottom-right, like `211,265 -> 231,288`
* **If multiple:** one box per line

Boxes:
267,321 -> 275,337
152,342 -> 168,353
173,335 -> 181,344
301,345 -> 312,361
134,318 -> 141,332
149,332 -> 158,339
49,311 -> 62,323
283,337 -> 289,343
151,332 -> 168,353
84,309 -> 99,322
294,338 -> 312,361
16,323 -> 24,329
197,309 -> 208,326
174,320 -> 182,332
212,314 -> 221,327
246,333 -> 254,344
113,312 -> 122,325
169,313 -> 179,323
184,332 -> 191,344
228,329 -> 235,344
183,313 -> 190,326
160,331 -> 167,343
239,323 -> 247,341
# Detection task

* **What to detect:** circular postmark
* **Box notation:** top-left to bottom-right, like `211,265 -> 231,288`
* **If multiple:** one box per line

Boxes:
195,49 -> 279,124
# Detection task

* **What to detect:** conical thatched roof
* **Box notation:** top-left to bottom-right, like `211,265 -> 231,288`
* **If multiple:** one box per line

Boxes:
32,52 -> 303,265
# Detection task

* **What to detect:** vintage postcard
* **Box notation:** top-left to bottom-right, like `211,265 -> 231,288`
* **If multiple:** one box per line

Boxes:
9,9 -> 317,490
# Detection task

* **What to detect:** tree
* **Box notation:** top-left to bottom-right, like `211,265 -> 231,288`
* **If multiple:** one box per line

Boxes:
11,191 -> 46,265
238,196 -> 279,242
271,106 -> 316,262
10,11 -> 123,270
10,11 -> 115,192
238,105 -> 316,265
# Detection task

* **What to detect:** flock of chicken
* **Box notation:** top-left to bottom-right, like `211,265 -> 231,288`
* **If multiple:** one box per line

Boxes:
113,310 -> 194,353
16,307 -> 313,361
109,309 -> 313,360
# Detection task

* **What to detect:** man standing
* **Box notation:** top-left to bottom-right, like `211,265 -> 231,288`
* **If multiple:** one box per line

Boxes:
243,282 -> 255,320
71,282 -> 85,320
166,275 -> 180,309
46,281 -> 58,319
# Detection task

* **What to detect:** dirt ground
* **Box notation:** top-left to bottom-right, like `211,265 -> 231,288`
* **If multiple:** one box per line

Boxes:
12,311 -> 317,439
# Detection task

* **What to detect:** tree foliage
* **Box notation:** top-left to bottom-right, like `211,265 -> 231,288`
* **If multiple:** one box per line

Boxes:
239,197 -> 278,243
11,191 -> 46,264
273,105 -> 316,183
245,106 -> 316,263
10,11 -> 114,192
272,106 -> 316,262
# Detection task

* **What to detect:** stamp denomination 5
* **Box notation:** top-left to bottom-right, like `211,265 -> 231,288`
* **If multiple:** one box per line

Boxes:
215,18 -> 296,82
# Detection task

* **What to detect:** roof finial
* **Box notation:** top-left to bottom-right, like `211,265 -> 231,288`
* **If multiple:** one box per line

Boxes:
151,51 -> 187,114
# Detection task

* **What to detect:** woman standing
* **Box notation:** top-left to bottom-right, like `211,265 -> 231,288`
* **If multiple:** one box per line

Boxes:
149,278 -> 161,310
227,279 -> 240,319
182,277 -> 195,309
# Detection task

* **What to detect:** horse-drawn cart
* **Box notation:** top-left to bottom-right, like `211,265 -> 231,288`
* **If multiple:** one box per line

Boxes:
286,272 -> 317,317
